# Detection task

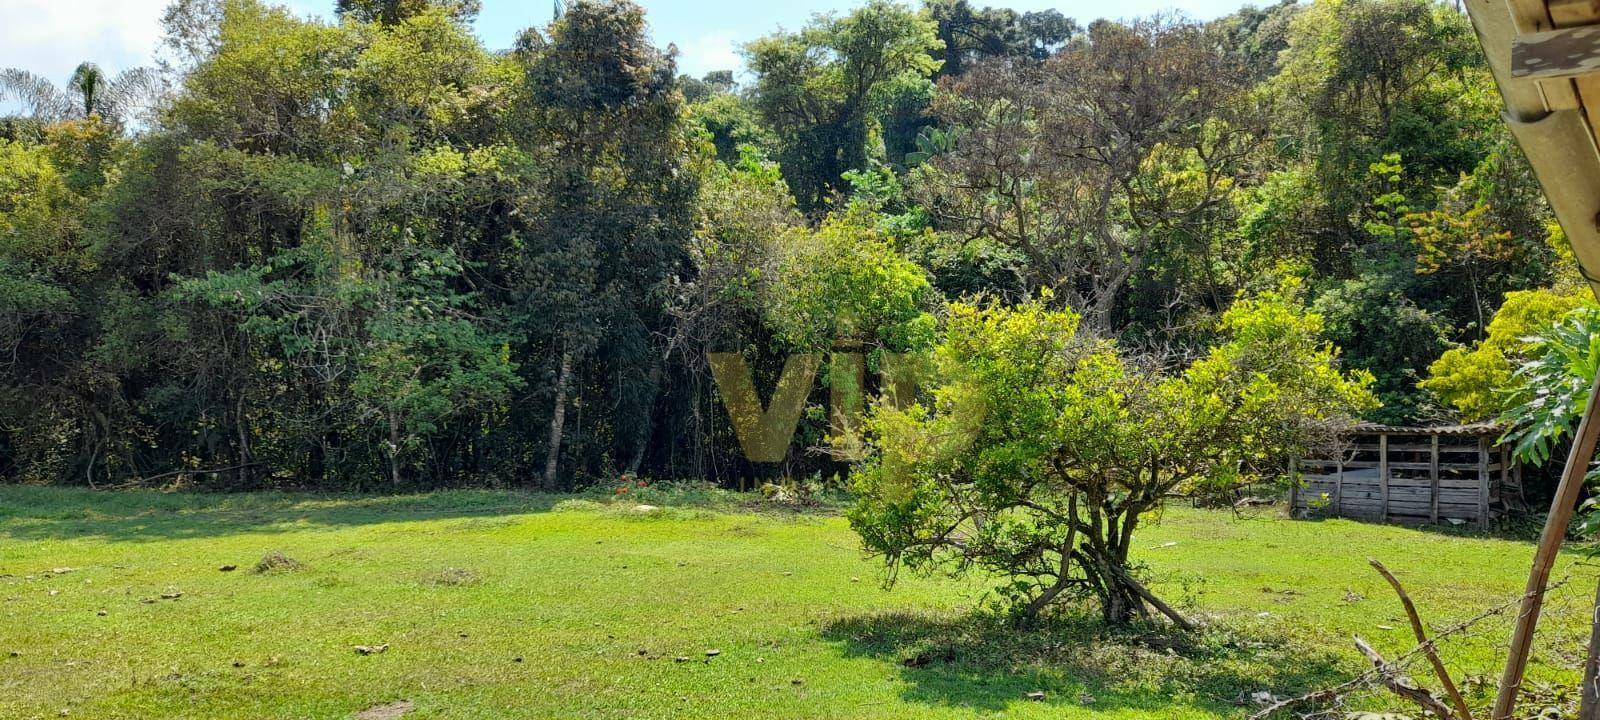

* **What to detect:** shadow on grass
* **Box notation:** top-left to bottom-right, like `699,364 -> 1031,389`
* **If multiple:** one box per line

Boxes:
1289,510 -> 1543,542
820,609 -> 1349,715
0,484 -> 826,543
0,486 -> 569,542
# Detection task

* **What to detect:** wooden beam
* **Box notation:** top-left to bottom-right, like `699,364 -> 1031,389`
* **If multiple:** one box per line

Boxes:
1508,0 -> 1585,109
1493,370 -> 1600,719
1548,0 -> 1600,140
1379,433 -> 1390,521
1430,434 -> 1441,525
1336,449 -> 1346,516
1553,0 -> 1600,25
1512,25 -> 1600,80
1478,437 -> 1492,531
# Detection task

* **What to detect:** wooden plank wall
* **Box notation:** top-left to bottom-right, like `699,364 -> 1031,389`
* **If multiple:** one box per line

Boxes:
1292,432 -> 1509,528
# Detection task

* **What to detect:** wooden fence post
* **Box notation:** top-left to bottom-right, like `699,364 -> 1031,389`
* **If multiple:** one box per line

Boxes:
1335,449 -> 1345,515
1289,458 -> 1300,515
1493,370 -> 1600,719
1379,433 -> 1390,521
1430,434 -> 1441,525
1478,437 -> 1491,531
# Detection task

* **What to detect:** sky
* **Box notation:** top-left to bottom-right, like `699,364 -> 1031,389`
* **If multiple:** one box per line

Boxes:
0,0 -> 1262,93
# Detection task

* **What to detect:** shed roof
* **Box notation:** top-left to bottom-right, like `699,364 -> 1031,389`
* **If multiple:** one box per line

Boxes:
1348,422 -> 1505,437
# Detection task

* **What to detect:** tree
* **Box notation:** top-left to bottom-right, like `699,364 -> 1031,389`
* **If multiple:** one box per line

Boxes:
913,16 -> 1255,331
1268,0 -> 1486,263
1406,152 -> 1559,339
513,0 -> 695,488
1423,287 -> 1595,421
745,0 -> 941,211
924,0 -> 1075,79
686,93 -> 773,164
335,0 -> 481,25
1,63 -> 166,126
679,70 -> 736,103
848,287 -> 1374,623
764,205 -> 938,354
1311,269 -> 1449,424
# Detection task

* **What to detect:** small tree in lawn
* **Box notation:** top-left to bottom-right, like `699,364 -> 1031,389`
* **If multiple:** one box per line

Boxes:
847,287 -> 1375,625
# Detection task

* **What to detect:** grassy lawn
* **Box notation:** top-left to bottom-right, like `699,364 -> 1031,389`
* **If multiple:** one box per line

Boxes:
0,486 -> 1593,719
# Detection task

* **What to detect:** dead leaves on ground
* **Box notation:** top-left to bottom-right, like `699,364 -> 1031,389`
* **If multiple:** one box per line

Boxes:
354,700 -> 412,719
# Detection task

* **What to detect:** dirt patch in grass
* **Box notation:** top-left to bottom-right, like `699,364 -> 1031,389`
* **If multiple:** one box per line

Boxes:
355,700 -> 413,719
420,567 -> 480,587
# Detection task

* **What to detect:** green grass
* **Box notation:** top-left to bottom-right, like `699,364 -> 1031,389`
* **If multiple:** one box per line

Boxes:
0,485 -> 1592,719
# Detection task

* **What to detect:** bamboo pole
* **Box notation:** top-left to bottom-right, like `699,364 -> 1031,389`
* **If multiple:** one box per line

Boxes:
1493,370 -> 1600,719
1580,578 -> 1600,720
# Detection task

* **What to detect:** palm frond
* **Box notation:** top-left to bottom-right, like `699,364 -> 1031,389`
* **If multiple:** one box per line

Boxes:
0,68 -> 71,121
104,67 -> 171,125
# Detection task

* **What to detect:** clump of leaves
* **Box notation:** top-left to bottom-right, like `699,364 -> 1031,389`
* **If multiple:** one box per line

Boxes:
1422,286 -> 1594,421
1500,307 -> 1600,466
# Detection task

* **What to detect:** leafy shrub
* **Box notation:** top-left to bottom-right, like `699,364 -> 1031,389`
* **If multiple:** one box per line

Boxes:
847,288 -> 1374,623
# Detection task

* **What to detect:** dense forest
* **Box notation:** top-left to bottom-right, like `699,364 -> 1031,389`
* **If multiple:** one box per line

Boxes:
0,0 -> 1589,491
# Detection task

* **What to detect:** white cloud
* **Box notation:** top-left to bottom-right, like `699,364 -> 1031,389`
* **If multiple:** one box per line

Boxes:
0,0 -> 172,81
673,31 -> 741,78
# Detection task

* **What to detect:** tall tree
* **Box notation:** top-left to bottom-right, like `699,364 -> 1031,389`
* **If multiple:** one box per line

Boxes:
335,0 -> 481,25
913,17 -> 1256,332
924,0 -> 1075,79
514,0 -> 695,487
745,0 -> 941,211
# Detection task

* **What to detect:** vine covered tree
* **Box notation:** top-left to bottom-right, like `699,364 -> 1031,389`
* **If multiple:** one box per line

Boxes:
745,0 -> 941,211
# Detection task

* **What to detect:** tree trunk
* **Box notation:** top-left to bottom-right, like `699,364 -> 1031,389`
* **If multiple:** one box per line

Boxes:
387,411 -> 402,488
234,392 -> 253,487
1021,518 -> 1079,622
625,359 -> 663,477
543,346 -> 575,490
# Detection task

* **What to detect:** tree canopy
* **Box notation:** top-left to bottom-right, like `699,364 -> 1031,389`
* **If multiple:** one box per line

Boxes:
0,0 -> 1581,516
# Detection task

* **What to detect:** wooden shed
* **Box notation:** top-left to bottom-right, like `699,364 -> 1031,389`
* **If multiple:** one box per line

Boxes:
1291,423 -> 1523,529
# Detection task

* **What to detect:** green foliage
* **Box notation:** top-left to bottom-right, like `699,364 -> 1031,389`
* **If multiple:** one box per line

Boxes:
1422,287 -> 1595,421
924,0 -> 1075,78
0,137 -> 86,262
1360,153 -> 1410,245
0,0 -> 1580,491
1311,268 -> 1448,423
849,289 -> 1374,622
336,0 -> 481,25
175,244 -> 520,484
686,93 -> 774,164
1501,308 -> 1600,466
765,206 -> 938,353
745,0 -> 942,210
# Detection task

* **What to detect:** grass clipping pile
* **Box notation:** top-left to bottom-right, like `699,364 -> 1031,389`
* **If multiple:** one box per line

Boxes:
253,551 -> 303,574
